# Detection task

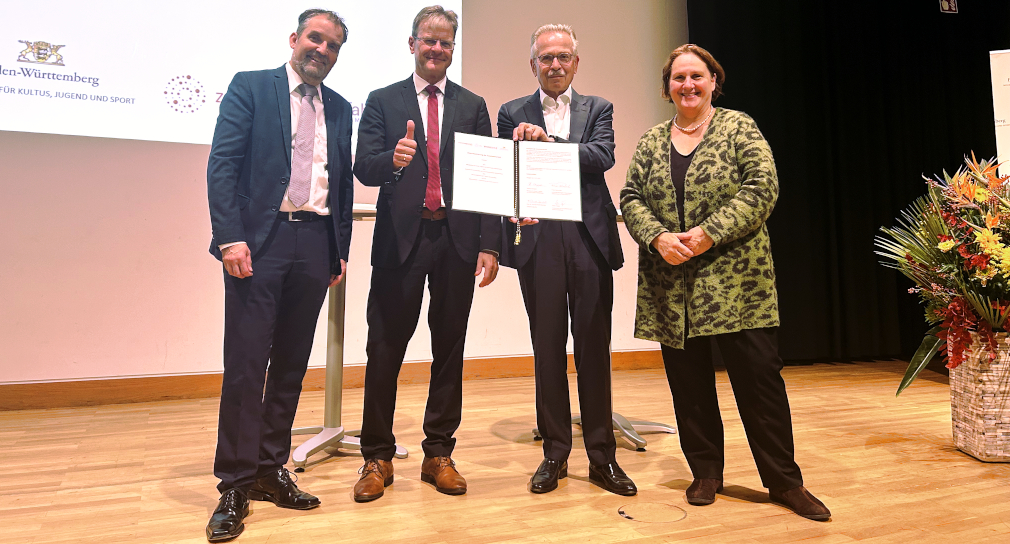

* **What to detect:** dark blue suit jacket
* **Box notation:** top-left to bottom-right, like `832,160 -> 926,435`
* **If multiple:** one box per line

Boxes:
354,75 -> 501,268
497,89 -> 623,271
207,65 -> 354,271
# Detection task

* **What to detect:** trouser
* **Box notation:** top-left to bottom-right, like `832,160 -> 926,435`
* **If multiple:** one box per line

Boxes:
661,327 -> 803,490
214,219 -> 332,492
360,218 -> 476,461
518,220 -> 617,467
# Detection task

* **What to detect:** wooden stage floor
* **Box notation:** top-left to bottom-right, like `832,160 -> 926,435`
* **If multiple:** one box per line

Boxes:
3,360 -> 1009,543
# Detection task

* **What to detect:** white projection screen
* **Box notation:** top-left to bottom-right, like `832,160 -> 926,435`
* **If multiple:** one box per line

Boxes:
0,0 -> 463,148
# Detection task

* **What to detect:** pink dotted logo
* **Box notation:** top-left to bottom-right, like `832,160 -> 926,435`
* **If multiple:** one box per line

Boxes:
164,75 -> 206,113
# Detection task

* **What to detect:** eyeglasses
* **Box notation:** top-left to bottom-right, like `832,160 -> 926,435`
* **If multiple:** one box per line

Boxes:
537,53 -> 574,66
414,37 -> 455,50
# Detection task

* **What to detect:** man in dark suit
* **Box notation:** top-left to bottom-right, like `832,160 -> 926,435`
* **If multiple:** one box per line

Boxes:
351,5 -> 500,503
204,9 -> 353,541
498,24 -> 635,497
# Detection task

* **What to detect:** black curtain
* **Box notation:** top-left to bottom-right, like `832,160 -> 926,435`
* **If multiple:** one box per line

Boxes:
686,0 -> 1010,362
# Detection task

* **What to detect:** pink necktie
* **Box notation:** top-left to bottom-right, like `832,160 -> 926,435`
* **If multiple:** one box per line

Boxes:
288,83 -> 316,208
424,85 -> 441,212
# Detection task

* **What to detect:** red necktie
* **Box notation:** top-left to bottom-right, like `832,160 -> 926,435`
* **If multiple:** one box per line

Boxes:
424,85 -> 441,212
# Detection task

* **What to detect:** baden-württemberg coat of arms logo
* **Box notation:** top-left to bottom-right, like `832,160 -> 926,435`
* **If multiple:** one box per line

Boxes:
18,40 -> 65,65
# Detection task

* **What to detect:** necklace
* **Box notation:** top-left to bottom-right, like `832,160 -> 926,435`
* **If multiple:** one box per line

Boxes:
673,107 -> 715,134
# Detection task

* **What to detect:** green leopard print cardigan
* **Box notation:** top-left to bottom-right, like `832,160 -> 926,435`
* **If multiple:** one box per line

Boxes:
620,108 -> 779,349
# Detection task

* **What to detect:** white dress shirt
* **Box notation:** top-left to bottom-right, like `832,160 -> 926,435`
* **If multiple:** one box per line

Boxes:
413,72 -> 446,207
538,86 -> 572,140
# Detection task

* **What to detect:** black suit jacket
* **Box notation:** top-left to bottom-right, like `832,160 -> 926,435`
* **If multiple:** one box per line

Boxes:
354,76 -> 501,268
497,89 -> 623,271
207,65 -> 354,270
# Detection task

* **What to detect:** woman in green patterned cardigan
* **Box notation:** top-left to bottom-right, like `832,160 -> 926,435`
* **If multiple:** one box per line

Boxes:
619,44 -> 830,521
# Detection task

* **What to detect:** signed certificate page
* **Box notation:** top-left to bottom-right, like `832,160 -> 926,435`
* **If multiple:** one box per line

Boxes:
517,141 -> 581,221
451,132 -> 516,217
452,133 -> 582,221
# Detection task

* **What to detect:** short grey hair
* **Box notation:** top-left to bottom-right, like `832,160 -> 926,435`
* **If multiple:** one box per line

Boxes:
412,5 -> 459,39
296,9 -> 349,44
530,24 -> 578,59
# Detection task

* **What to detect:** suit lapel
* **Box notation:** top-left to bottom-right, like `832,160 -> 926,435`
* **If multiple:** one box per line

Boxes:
399,76 -> 427,168
522,91 -> 547,130
518,91 -> 545,240
440,82 -> 458,157
568,89 -> 589,143
274,66 -> 292,165
321,86 -> 337,166
437,82 -> 459,204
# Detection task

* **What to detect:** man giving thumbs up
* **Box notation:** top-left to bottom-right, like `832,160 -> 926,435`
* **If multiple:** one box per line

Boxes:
350,5 -> 500,504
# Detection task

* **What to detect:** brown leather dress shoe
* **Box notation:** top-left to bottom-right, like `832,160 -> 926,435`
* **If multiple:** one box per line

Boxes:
353,459 -> 393,503
769,486 -> 831,521
685,478 -> 723,506
420,456 -> 467,495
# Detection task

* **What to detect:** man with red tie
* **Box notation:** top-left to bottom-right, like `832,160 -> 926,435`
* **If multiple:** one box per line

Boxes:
351,5 -> 501,503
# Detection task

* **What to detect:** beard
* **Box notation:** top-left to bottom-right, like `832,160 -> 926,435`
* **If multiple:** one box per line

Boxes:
296,52 -> 331,81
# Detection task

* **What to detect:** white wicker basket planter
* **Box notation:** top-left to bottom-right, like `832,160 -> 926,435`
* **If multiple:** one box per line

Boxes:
950,333 -> 1010,462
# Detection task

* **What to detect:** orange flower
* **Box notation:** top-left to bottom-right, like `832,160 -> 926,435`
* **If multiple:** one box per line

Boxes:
987,168 -> 1008,192
986,211 -> 1002,229
948,170 -> 979,205
967,151 -> 1008,191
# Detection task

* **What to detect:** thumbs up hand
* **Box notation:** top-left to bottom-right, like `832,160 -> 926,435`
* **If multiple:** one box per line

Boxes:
393,120 -> 417,169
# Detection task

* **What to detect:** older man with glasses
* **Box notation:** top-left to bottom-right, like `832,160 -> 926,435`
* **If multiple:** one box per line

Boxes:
498,23 -> 634,497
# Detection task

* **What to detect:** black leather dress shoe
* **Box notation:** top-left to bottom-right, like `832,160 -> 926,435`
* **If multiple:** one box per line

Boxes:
529,458 -> 568,494
588,462 -> 637,496
248,467 -> 320,510
206,488 -> 249,542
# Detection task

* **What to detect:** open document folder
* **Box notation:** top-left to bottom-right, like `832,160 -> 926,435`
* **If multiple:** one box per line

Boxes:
451,132 -> 582,223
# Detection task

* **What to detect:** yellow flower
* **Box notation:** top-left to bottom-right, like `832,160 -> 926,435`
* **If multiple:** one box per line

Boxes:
975,228 -> 1003,254
976,267 -> 997,286
975,187 -> 991,203
938,240 -> 957,252
999,248 -> 1010,276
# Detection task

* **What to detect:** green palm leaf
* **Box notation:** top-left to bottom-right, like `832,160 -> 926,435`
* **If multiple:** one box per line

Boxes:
896,326 -> 943,396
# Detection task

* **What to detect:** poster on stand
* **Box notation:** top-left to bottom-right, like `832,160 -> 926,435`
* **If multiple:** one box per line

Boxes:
990,49 -> 1010,176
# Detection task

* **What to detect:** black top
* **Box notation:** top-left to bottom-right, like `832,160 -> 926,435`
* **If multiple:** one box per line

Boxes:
669,145 -> 696,228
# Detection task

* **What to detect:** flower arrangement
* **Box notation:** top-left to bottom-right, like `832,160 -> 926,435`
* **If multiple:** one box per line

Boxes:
876,154 -> 1010,394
